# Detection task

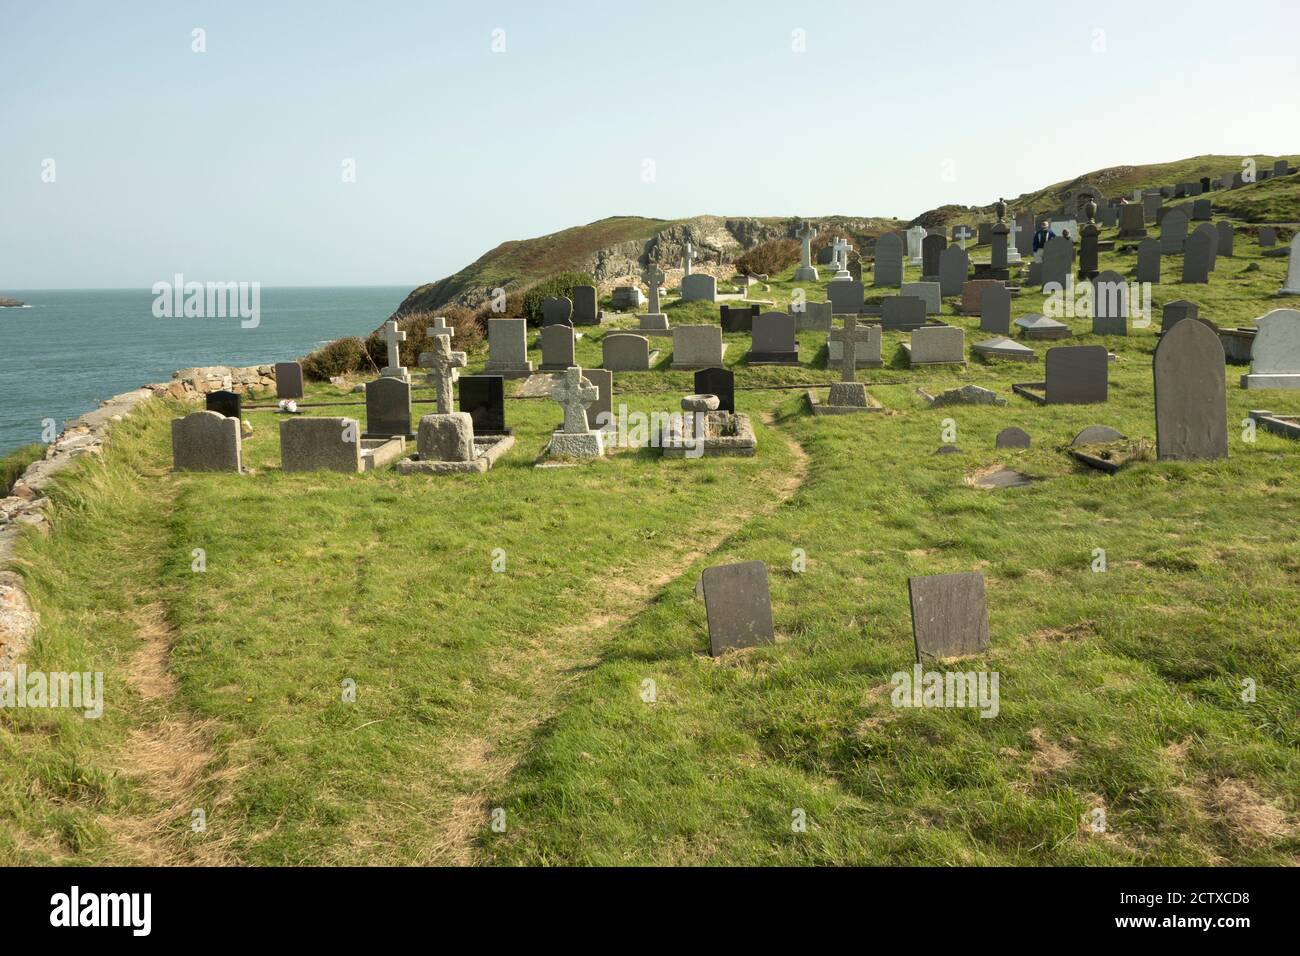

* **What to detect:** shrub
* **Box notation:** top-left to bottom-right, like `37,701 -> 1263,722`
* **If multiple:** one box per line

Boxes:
734,238 -> 799,277
302,336 -> 367,381
364,306 -> 485,370
521,271 -> 595,326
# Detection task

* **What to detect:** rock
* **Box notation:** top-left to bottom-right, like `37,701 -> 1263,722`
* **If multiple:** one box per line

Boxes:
921,384 -> 1007,407
0,297 -> 26,308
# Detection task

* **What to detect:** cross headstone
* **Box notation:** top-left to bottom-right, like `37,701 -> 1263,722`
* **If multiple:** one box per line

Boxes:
380,320 -> 408,380
552,366 -> 599,434
831,237 -> 853,279
794,222 -> 819,280
829,316 -> 874,382
427,316 -> 454,341
419,336 -> 467,413
953,226 -> 973,249
642,264 -> 665,314
683,241 -> 694,276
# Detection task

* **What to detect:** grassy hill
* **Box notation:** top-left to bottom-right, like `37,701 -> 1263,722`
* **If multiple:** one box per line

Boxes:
3,198 -> 1299,865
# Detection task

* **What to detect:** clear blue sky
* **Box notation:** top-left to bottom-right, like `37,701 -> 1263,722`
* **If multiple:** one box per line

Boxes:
2,0 -> 1297,290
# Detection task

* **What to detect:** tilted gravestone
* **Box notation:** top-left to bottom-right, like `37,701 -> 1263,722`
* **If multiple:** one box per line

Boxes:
979,284 -> 1011,334
602,332 -> 653,371
1181,231 -> 1213,284
275,361 -> 304,400
702,561 -> 775,657
881,296 -> 927,331
571,285 -> 603,325
995,427 -> 1030,449
908,572 -> 989,661
1154,318 -> 1228,461
695,367 -> 735,414
539,324 -> 576,370
938,245 -> 969,298
205,389 -> 242,420
1136,238 -> 1161,284
541,296 -> 574,327
747,313 -> 799,364
364,376 -> 414,439
171,410 -> 242,472
459,375 -> 508,435
873,233 -> 904,287
826,279 -> 865,315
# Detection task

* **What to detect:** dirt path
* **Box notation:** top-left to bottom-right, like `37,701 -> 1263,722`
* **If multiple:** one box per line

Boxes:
432,412 -> 811,865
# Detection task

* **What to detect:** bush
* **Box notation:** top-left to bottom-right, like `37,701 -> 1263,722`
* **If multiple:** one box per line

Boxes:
734,238 -> 799,277
521,271 -> 595,326
364,307 -> 485,371
1,443 -> 45,495
302,336 -> 367,381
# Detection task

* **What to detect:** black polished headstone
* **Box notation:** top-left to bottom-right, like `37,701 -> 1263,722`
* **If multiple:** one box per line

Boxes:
205,389 -> 242,420
694,367 -> 735,414
458,375 -> 509,435
720,304 -> 759,333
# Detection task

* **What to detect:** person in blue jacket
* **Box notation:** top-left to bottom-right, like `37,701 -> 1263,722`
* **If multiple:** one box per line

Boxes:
1032,220 -> 1056,253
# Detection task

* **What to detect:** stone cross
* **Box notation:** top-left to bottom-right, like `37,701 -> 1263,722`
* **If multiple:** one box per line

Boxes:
683,241 -> 694,276
419,335 -> 467,413
797,221 -> 817,266
642,264 -> 665,313
552,366 -> 598,434
427,316 -> 454,341
381,320 -> 407,375
954,226 -> 973,249
828,315 -> 873,382
831,236 -> 851,268
1008,218 -> 1022,249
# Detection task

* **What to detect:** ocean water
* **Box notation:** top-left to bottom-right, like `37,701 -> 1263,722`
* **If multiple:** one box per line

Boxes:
0,286 -> 409,457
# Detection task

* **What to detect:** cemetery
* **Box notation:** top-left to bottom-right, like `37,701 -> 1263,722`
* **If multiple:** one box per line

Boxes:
4,154 -> 1300,870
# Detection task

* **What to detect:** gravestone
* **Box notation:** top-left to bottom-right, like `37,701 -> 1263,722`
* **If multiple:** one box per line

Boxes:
906,325 -> 965,365
602,332 -> 653,371
426,316 -> 459,383
418,335 -> 468,412
1117,204 -> 1147,238
1015,314 -> 1072,340
908,572 -> 989,661
794,221 -> 819,281
827,315 -> 877,382
1181,231 -> 1212,284
1092,271 -> 1128,336
720,303 -> 760,332
545,366 -> 604,458
1241,308 -> 1300,389
1216,221 -> 1234,257
938,245 -> 969,297
572,285 -> 603,325
280,417 -> 362,473
416,413 -> 475,463
640,264 -> 668,328
541,296 -> 574,327
921,233 -> 947,278
1072,425 -> 1124,446
671,325 -> 726,369
1274,159 -> 1290,177
583,368 -> 613,430
695,367 -> 735,414
1143,194 -> 1162,222
364,376 -> 414,439
680,273 -> 718,303
973,336 -> 1036,361
701,561 -> 774,657
979,284 -> 1011,334
205,390 -> 241,420
873,233 -> 904,287
1041,236 -> 1073,290
747,313 -> 799,364
1199,176 -> 1211,194
960,279 -> 1002,316
1192,223 -> 1219,272
977,223 -> 992,245
881,296 -> 927,331
1191,198 -> 1211,221
900,281 -> 941,315
378,320 -> 409,381
171,411 -> 242,472
1159,208 -> 1189,255
1282,235 -> 1300,294
1258,227 -> 1276,248
539,323 -> 576,370
1136,238 -> 1161,284
995,427 -> 1031,449
1045,346 -> 1108,404
459,375 -> 508,435
611,286 -> 642,310
1014,211 -> 1035,256
484,318 -> 534,376
1161,300 -> 1200,334
794,300 -> 832,332
275,361 -> 305,400
826,279 -> 865,315
1154,318 -> 1228,461
906,225 -> 927,264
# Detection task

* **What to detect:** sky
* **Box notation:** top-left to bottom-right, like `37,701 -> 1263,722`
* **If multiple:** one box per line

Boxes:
2,0 -> 1298,290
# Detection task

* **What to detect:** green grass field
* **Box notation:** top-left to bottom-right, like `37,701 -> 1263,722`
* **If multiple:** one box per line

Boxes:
2,211 -> 1298,866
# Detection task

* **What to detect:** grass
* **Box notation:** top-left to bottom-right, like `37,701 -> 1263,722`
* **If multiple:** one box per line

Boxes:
1,444 -> 45,494
2,209 -> 1299,865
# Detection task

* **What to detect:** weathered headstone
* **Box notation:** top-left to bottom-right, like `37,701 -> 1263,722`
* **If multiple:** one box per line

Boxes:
680,273 -> 718,303
1154,318 -> 1228,461
602,332 -> 653,371
1191,198 -> 1211,221
572,285 -> 604,325
826,279 -> 865,315
419,335 -> 468,412
1241,308 -> 1300,389
1161,300 -> 1200,334
901,281 -> 941,315
545,366 -> 604,458
275,361 -> 304,400
1192,223 -> 1219,272
1041,236 -> 1073,290
541,296 -> 574,327
1159,208 -> 1189,255
794,221 -> 819,281
995,427 -> 1031,449
701,561 -> 774,657
1045,345 -> 1108,404
906,325 -> 965,365
1117,204 -> 1147,238
484,318 -> 534,376
1136,238 -> 1161,284
671,325 -> 726,369
720,303 -> 760,332
379,319 -> 410,381
881,296 -> 927,331
793,300 -> 832,332
583,368 -> 613,431
1258,227 -> 1277,248
539,323 -> 576,371
921,233 -> 947,278
695,367 -> 735,414
908,572 -> 989,661
1181,231 -> 1212,284
364,376 -> 414,439
979,284 -> 1011,334
1282,235 -> 1300,294
747,313 -> 799,364
171,410 -> 242,472
1092,270 -> 1128,336
873,233 -> 904,287
938,245 -> 969,297
640,264 -> 668,328
280,417 -> 363,473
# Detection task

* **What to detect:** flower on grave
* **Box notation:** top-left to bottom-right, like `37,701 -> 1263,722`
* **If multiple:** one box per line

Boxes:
278,399 -> 298,414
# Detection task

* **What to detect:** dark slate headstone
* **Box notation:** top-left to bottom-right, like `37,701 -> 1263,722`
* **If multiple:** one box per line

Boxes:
458,375 -> 508,435
921,233 -> 947,277
583,368 -> 613,431
977,222 -> 993,245
1259,227 -> 1277,248
827,279 -> 865,315
1071,425 -> 1124,446
205,389 -> 242,420
747,313 -> 799,364
881,295 -> 927,331
1191,198 -> 1211,221
1182,231 -> 1212,284
701,561 -> 774,657
873,234 -> 904,287
979,284 -> 1011,334
1161,300 -> 1200,334
1273,159 -> 1290,178
364,376 -> 414,439
720,303 -> 760,332
1117,204 -> 1147,238
1159,208 -> 1189,255
995,426 -> 1030,449
695,367 -> 735,414
275,361 -> 304,400
571,285 -> 602,325
1216,220 -> 1234,257
1199,176 -> 1211,193
1041,236 -> 1073,290
1136,238 -> 1161,284
908,572 -> 989,661
938,245 -> 969,297
1154,318 -> 1228,461
1046,346 -> 1108,405
1092,270 -> 1128,336
1193,222 -> 1219,272
541,296 -> 574,327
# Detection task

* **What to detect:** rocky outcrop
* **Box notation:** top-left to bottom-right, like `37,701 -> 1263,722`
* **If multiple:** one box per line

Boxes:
0,298 -> 25,308
145,364 -> 276,402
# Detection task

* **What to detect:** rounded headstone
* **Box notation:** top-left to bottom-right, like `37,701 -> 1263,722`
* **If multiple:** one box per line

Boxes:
995,427 -> 1031,449
1071,425 -> 1124,447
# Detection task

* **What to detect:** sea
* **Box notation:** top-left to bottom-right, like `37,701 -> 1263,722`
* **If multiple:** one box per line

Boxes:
0,286 -> 410,457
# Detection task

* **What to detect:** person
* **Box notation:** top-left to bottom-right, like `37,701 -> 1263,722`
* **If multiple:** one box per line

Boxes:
1032,219 -> 1056,252
1060,228 -> 1072,242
